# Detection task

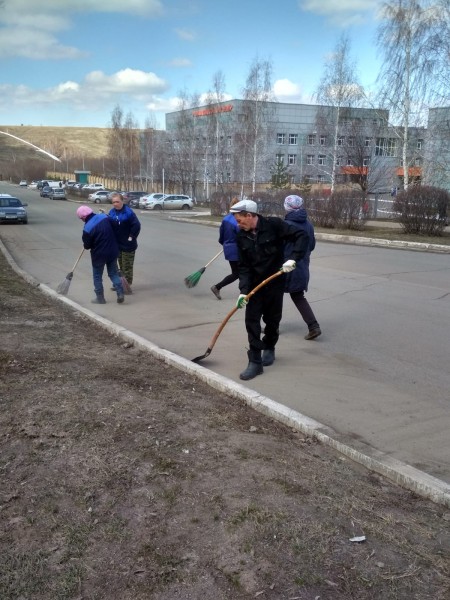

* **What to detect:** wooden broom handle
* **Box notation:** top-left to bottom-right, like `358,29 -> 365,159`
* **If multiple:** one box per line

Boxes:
206,270 -> 283,351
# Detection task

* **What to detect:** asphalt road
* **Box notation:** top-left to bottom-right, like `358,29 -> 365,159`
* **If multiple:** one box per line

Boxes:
2,182 -> 450,485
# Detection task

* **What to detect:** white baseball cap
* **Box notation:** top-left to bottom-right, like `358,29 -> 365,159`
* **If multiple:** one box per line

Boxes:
229,199 -> 258,214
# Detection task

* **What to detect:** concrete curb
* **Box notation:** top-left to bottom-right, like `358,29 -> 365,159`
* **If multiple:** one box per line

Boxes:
168,216 -> 450,254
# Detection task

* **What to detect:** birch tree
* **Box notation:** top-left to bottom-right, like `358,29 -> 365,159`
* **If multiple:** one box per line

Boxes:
314,34 -> 364,193
376,0 -> 442,189
240,57 -> 275,194
204,71 -> 230,192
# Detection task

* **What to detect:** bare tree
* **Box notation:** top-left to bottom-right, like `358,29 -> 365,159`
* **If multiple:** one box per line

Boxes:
240,57 -> 275,194
376,0 -> 443,189
168,91 -> 202,197
204,71 -> 231,193
314,35 -> 364,193
108,105 -> 140,189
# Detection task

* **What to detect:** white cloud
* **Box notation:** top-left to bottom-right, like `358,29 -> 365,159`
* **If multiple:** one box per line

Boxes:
0,1 -> 164,60
2,0 -> 164,18
273,79 -> 306,103
168,58 -> 193,68
174,28 -> 196,42
0,68 -> 169,116
299,0 -> 379,26
0,28 -> 85,60
84,69 -> 168,94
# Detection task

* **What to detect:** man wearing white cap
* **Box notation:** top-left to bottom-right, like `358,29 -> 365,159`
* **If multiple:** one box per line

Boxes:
230,199 -> 310,380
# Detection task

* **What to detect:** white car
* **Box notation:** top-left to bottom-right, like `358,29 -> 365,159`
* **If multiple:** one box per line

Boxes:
139,193 -> 165,208
88,190 -> 110,203
19,180 -> 27,187
145,194 -> 194,210
84,183 -> 105,190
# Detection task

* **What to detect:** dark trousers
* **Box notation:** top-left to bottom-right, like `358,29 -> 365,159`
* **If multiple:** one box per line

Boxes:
245,279 -> 284,354
290,291 -> 319,330
215,260 -> 239,290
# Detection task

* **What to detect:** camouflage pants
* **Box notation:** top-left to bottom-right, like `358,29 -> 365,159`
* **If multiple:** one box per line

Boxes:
118,250 -> 136,285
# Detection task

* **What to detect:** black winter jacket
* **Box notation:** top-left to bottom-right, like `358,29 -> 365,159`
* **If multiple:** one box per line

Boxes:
236,215 -> 310,294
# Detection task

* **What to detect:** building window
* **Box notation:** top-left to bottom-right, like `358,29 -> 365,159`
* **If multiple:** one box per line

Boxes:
306,154 -> 314,165
375,137 -> 396,157
225,154 -> 231,162
319,135 -> 326,146
288,133 -> 298,145
372,119 -> 378,126
307,134 -> 316,145
363,157 -> 370,166
318,154 -> 325,166
347,158 -> 353,166
277,133 -> 286,144
415,157 -> 422,166
417,139 -> 423,150
335,157 -> 341,166
276,153 -> 284,164
337,136 -> 344,146
288,154 -> 296,165
348,137 -> 355,147
317,175 -> 325,182
227,135 -> 232,147
226,172 -> 231,183
365,137 -> 372,147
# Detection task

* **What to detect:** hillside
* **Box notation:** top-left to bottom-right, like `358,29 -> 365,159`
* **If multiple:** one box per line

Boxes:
0,125 -> 110,162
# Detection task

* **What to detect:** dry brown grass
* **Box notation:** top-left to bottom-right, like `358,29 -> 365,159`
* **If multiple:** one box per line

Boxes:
0,125 -> 109,160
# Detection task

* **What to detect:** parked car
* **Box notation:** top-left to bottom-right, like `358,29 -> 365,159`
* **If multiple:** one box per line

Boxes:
83,183 -> 105,190
88,190 -> 110,204
40,185 -> 51,197
28,181 -> 39,189
0,195 -> 28,224
106,190 -> 126,203
19,180 -> 27,187
144,194 -> 194,210
49,188 -> 67,200
122,191 -> 147,207
139,193 -> 165,209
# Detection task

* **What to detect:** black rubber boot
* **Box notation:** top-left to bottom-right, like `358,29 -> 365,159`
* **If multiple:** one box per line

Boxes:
91,294 -> 106,304
117,293 -> 125,304
262,348 -> 275,366
239,350 -> 263,381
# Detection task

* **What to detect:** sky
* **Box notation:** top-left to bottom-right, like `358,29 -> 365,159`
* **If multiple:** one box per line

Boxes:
0,0 -> 383,130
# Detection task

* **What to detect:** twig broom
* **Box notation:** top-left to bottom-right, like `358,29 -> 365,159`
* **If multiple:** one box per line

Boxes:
184,249 -> 223,288
56,248 -> 85,295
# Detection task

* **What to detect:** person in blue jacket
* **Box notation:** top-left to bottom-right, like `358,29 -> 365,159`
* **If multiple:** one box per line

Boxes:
76,205 -> 124,304
108,192 -> 141,293
283,195 -> 321,340
211,197 -> 240,300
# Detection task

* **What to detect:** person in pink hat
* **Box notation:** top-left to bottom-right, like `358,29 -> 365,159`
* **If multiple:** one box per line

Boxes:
76,205 -> 124,304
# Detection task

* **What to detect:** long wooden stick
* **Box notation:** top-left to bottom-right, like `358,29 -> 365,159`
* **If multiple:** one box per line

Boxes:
192,270 -> 283,363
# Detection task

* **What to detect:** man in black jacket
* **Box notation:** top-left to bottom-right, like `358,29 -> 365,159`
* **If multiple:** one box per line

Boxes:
230,199 -> 310,380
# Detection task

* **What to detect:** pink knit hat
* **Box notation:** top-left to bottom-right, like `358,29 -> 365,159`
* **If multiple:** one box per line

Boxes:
76,205 -> 93,220
284,195 -> 304,211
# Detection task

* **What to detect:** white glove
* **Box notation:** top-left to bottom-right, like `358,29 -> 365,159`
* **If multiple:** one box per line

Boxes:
236,294 -> 248,309
281,259 -> 296,273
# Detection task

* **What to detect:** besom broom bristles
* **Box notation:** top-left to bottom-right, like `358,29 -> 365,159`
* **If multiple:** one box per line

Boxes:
184,249 -> 223,288
56,248 -> 85,295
